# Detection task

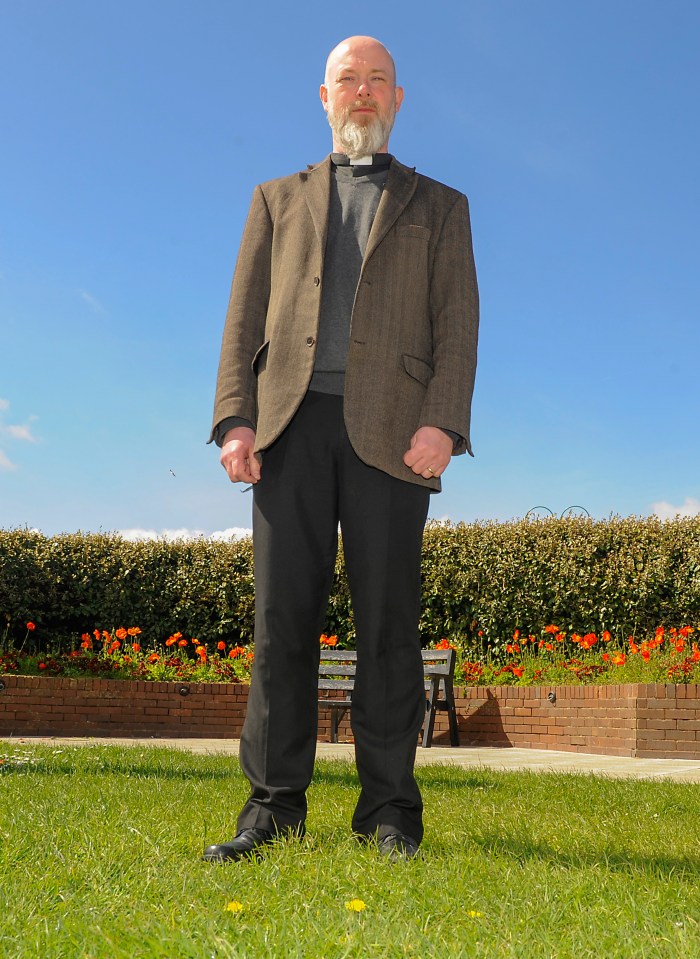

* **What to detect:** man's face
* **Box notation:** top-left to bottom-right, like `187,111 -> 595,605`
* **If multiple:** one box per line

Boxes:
320,37 -> 404,158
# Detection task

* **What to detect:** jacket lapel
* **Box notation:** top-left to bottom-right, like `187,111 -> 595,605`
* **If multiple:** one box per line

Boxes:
301,156 -> 332,249
363,158 -> 418,266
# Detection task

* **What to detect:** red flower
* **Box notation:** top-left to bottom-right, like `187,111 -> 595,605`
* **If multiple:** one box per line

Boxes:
217,641 -> 226,651
612,652 -> 626,666
641,649 -> 651,662
131,643 -> 141,653
38,662 -> 46,670
26,622 -> 36,631
511,665 -> 524,678
602,653 -> 610,662
115,628 -> 128,640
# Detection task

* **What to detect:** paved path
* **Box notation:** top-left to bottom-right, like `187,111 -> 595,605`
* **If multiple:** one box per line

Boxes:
3,735 -> 700,782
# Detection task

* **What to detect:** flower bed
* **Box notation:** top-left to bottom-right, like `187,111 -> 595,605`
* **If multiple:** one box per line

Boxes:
3,622 -> 700,759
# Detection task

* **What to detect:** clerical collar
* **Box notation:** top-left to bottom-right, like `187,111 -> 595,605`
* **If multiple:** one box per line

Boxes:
331,153 -> 393,176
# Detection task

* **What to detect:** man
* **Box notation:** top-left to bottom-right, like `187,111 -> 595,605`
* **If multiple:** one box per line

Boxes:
204,36 -> 478,862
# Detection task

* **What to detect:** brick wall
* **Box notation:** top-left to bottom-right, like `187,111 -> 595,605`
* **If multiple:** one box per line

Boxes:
2,676 -> 700,759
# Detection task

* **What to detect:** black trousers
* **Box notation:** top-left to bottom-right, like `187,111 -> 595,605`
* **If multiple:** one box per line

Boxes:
237,391 -> 430,842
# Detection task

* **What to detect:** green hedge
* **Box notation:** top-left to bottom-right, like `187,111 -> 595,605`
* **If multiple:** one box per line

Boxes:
1,517 -> 699,655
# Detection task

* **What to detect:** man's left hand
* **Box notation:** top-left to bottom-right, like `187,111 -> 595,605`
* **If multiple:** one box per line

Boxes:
403,426 -> 453,480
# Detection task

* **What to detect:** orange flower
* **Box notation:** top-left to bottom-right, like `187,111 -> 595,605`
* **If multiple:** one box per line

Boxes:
109,641 -> 120,653
545,643 -> 553,652
513,629 -> 520,641
612,652 -> 626,666
435,638 -> 456,650
229,646 -> 245,659
641,649 -> 651,662
172,632 -> 183,640
629,638 -> 639,654
544,624 -> 559,634
178,639 -> 188,647
580,633 -> 598,650
196,646 -> 207,660
556,632 -> 565,643
80,638 -> 91,650
217,641 -> 226,651
147,653 -> 159,663
602,653 -> 610,662
320,634 -> 338,647
93,629 -> 101,641
602,631 -> 611,643
26,621 -> 36,631
165,636 -> 177,647
692,644 -> 700,663
115,628 -> 128,640
131,643 -> 141,653
680,626 -> 694,638
506,644 -> 519,655
511,665 -> 524,678
127,627 -> 142,637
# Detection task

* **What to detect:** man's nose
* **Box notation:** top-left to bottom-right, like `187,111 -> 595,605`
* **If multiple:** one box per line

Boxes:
356,81 -> 372,97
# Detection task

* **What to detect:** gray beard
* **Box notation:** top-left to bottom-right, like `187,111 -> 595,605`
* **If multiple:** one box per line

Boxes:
327,104 -> 395,159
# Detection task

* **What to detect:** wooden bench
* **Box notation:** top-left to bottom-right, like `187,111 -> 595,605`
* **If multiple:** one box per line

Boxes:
318,648 -> 459,748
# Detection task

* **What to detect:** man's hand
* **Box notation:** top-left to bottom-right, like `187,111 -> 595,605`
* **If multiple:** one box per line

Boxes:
220,426 -> 261,484
403,426 -> 453,480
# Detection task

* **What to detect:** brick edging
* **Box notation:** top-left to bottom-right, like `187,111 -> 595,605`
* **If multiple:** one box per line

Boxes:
1,676 -> 699,759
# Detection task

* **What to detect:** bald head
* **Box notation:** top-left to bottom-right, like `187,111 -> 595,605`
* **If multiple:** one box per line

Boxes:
324,36 -> 397,86
320,36 -> 403,157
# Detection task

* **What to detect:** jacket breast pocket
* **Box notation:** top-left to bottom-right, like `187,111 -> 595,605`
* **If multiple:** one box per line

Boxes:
251,340 -> 270,376
402,354 -> 433,387
393,224 -> 431,241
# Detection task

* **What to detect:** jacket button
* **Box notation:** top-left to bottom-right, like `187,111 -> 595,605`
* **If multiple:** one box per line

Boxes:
313,276 -> 320,286
306,336 -> 315,346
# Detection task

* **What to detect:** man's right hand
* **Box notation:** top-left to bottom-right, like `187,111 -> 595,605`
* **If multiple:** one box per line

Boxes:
220,426 -> 261,484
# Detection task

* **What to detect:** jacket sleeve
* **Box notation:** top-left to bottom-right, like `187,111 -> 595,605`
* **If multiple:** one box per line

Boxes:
419,193 -> 479,455
208,185 -> 273,442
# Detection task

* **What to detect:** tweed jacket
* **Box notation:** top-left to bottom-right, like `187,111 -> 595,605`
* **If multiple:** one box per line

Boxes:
210,155 -> 479,490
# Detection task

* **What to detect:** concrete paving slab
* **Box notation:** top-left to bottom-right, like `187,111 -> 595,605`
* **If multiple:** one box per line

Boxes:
3,735 -> 700,782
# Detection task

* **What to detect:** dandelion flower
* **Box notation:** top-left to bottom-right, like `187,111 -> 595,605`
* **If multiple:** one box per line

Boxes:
345,899 -> 366,912
225,901 -> 244,913
467,910 -> 483,918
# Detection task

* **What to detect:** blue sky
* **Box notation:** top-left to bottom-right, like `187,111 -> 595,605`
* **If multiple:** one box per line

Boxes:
1,0 -> 699,539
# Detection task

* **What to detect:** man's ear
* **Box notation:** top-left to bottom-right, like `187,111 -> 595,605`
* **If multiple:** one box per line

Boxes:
319,84 -> 329,113
394,85 -> 404,113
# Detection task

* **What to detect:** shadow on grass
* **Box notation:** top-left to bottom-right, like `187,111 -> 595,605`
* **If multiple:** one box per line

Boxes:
310,759 -> 506,793
471,829 -> 700,879
2,750 -> 240,782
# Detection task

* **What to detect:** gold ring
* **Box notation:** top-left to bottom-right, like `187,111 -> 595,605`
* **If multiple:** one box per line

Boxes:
427,467 -> 435,475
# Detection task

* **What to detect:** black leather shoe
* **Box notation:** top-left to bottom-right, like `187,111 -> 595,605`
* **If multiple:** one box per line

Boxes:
202,828 -> 275,862
377,832 -> 420,861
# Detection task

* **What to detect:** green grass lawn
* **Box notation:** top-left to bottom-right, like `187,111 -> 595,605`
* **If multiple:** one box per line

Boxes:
1,743 -> 700,958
